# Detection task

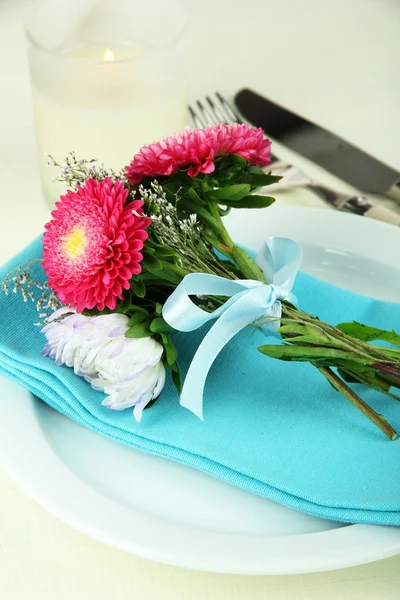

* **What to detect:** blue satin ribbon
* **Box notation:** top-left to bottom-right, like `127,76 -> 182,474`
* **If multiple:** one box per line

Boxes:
162,237 -> 303,419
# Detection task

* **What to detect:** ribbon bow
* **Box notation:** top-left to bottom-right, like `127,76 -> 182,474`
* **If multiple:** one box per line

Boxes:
162,237 -> 302,418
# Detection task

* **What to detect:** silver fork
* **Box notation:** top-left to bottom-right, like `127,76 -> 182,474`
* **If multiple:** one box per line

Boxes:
188,93 -> 400,225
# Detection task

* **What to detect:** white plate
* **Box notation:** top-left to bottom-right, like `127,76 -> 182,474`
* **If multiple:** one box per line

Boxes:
1,205 -> 400,575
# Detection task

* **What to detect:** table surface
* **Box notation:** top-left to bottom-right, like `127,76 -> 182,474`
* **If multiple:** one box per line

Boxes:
1,0 -> 400,597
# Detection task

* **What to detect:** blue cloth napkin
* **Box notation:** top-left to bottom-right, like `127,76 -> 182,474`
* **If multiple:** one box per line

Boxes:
1,238 -> 400,526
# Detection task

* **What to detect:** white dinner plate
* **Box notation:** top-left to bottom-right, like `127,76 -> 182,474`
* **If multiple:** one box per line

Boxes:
1,205 -> 400,575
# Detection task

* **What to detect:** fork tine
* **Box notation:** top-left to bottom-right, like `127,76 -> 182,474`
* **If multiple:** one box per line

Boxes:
189,92 -> 281,164
215,92 -> 279,161
188,105 -> 206,129
189,94 -> 244,128
206,95 -> 228,124
215,92 -> 243,124
197,100 -> 219,126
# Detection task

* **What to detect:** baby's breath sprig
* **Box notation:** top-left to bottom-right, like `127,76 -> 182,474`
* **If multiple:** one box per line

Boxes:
47,152 -> 124,190
1,259 -> 42,300
141,181 -> 236,280
1,260 -> 61,323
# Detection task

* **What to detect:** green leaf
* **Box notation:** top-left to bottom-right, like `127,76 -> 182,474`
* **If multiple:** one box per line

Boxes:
218,205 -> 231,216
257,344 -> 372,364
199,181 -> 212,193
142,256 -> 163,271
278,323 -> 334,346
171,361 -> 183,394
247,165 -> 266,174
222,195 -> 275,209
115,290 -> 132,314
151,245 -> 177,258
337,321 -> 400,347
150,317 -> 175,333
160,333 -> 178,366
232,246 -> 267,282
207,184 -> 251,202
180,199 -> 224,234
241,174 -> 282,187
130,279 -> 146,298
138,272 -> 163,282
164,178 -> 186,195
128,311 -> 148,327
143,263 -> 183,285
125,322 -> 151,338
82,308 -> 99,317
129,304 -> 150,315
222,154 -> 247,167
143,398 -> 158,411
155,302 -> 163,316
186,187 -> 205,205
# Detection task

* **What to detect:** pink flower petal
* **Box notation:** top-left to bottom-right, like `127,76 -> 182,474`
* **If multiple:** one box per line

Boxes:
125,124 -> 272,185
42,178 -> 151,313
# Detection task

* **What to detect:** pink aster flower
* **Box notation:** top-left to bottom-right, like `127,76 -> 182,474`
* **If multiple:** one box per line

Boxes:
42,178 -> 152,312
125,123 -> 272,185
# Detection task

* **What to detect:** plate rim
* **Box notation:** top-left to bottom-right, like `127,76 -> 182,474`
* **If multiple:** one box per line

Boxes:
1,206 -> 400,574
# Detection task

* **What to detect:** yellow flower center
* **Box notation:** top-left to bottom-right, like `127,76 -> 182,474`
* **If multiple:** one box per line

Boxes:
62,226 -> 87,259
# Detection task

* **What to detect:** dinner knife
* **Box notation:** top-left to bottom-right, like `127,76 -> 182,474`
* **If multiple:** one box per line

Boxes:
234,88 -> 400,203
303,183 -> 400,226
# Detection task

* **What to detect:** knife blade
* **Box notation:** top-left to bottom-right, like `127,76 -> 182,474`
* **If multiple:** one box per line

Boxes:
234,88 -> 400,202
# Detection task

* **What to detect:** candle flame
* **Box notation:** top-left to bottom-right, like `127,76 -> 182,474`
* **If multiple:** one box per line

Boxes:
103,48 -> 115,62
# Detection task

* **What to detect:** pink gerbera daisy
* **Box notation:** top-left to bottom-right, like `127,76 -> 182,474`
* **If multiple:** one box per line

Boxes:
42,178 -> 152,312
125,123 -> 272,185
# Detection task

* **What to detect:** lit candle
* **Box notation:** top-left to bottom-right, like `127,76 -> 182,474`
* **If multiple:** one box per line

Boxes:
25,0 -> 187,208
103,48 -> 114,62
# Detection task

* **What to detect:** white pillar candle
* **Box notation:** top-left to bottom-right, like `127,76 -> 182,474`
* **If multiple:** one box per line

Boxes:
25,0 -> 187,208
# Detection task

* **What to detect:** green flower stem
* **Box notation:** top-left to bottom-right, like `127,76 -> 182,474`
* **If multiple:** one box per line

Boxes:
372,363 -> 400,389
185,194 -> 269,282
203,201 -> 268,283
283,305 -> 399,365
209,215 -> 400,439
162,262 -> 189,278
339,366 -> 400,401
231,246 -> 268,283
182,199 -> 233,248
201,229 -> 232,257
183,198 -> 257,280
206,200 -> 235,249
318,366 -> 397,440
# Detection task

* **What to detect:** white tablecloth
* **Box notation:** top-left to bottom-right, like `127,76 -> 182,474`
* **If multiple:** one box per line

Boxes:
1,0 -> 399,597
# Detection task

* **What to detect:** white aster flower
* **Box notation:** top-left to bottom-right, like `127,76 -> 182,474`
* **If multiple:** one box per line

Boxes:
41,308 -> 166,422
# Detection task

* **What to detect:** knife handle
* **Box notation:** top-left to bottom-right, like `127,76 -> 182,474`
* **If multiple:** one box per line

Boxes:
340,195 -> 400,226
306,184 -> 400,226
363,204 -> 400,227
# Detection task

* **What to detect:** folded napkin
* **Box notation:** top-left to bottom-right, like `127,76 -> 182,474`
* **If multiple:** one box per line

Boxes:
1,238 -> 400,526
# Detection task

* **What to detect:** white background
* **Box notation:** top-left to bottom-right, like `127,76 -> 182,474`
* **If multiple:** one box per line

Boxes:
1,0 -> 400,597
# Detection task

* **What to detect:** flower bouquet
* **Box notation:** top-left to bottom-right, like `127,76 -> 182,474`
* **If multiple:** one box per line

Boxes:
3,124 -> 400,440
